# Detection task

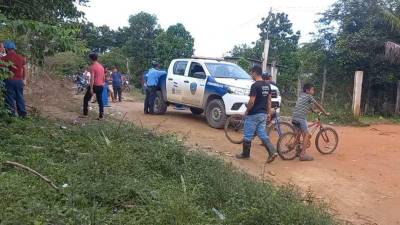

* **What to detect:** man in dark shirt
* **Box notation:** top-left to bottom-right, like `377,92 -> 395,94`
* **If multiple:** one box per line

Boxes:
111,66 -> 122,102
236,65 -> 278,163
1,40 -> 27,117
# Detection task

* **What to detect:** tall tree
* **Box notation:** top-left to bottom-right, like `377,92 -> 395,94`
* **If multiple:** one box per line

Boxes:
382,8 -> 400,63
258,12 -> 300,64
155,23 -> 194,67
0,0 -> 88,23
123,12 -> 161,85
229,42 -> 263,59
80,22 -> 117,53
319,0 -> 400,114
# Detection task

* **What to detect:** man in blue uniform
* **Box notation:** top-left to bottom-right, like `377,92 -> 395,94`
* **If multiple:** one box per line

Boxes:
144,61 -> 166,114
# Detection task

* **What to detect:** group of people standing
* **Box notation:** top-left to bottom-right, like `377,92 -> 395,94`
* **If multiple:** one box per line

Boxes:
235,65 -> 330,162
82,53 -> 125,120
0,41 -> 329,162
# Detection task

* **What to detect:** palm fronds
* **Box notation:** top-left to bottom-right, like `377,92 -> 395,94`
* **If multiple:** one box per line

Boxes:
382,9 -> 400,32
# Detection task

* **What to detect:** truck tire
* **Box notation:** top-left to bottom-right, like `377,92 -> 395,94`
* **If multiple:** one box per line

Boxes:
190,108 -> 204,115
153,91 -> 167,115
206,99 -> 227,129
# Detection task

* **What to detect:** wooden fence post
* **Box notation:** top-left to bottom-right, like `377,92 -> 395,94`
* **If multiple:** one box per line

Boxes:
352,71 -> 364,119
395,80 -> 400,115
321,66 -> 327,106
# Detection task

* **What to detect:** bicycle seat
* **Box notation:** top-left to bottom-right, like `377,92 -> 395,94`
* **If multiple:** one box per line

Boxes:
291,120 -> 301,127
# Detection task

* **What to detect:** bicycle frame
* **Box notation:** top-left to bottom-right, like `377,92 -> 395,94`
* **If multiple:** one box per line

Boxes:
307,116 -> 324,137
293,115 -> 328,147
270,111 -> 285,136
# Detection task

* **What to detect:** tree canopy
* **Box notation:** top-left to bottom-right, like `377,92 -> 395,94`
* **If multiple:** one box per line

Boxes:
0,0 -> 87,23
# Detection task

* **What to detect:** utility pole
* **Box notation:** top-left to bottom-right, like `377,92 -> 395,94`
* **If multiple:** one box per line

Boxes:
262,8 -> 274,82
262,40 -> 270,73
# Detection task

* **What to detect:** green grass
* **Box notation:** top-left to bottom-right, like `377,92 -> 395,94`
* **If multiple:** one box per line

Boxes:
128,87 -> 145,102
359,115 -> 400,124
281,103 -> 370,126
0,117 -> 337,225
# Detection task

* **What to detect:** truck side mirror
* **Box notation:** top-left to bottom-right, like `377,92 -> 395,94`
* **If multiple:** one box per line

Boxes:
193,72 -> 206,79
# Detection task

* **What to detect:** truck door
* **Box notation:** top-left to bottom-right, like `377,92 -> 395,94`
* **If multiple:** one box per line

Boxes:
166,60 -> 188,103
182,62 -> 207,107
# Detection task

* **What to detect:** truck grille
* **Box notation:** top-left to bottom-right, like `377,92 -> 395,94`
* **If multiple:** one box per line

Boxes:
271,90 -> 278,98
271,101 -> 280,108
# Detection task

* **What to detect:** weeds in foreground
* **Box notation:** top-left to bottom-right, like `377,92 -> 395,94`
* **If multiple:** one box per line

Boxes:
0,117 -> 337,225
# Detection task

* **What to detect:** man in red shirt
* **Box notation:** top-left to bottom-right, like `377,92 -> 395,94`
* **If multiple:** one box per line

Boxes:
1,41 -> 27,117
82,53 -> 105,119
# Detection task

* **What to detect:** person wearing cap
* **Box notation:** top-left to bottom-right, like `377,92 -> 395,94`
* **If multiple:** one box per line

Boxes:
144,61 -> 166,114
82,53 -> 105,119
1,41 -> 27,117
262,72 -> 276,86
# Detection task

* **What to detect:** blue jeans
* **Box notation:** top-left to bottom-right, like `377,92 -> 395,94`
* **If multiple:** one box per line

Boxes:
244,113 -> 276,156
4,79 -> 26,117
244,113 -> 271,144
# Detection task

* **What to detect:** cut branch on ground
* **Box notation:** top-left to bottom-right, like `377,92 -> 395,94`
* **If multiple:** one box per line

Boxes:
4,161 -> 59,191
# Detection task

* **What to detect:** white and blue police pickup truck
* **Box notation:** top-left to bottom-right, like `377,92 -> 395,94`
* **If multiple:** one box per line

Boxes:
153,57 -> 281,128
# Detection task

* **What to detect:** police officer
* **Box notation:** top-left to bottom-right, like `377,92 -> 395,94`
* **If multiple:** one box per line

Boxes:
144,61 -> 166,114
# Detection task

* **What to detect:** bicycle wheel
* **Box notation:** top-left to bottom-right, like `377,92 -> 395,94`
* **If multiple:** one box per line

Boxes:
277,132 -> 300,160
315,127 -> 339,154
267,121 -> 294,147
224,115 -> 245,144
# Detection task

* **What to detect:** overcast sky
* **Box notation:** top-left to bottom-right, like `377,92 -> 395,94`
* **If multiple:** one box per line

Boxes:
80,0 -> 336,57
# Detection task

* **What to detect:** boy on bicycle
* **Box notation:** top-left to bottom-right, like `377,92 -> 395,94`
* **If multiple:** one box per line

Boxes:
236,65 -> 278,163
292,83 -> 330,161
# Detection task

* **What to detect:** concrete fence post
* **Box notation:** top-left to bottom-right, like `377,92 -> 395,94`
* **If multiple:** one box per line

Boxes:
352,71 -> 364,119
395,80 -> 400,115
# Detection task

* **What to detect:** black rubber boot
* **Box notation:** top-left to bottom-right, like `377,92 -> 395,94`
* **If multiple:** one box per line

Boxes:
236,141 -> 251,159
262,140 -> 278,163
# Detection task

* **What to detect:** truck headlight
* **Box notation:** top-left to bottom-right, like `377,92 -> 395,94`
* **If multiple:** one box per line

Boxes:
228,86 -> 250,96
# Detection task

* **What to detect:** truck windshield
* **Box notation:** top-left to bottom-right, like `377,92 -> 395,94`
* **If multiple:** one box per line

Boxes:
205,63 -> 251,80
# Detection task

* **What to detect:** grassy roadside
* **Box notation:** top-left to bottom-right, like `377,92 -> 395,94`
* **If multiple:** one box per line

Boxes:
0,117 -> 337,225
359,115 -> 400,124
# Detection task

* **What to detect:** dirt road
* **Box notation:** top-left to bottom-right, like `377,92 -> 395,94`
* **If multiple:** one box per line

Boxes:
27,77 -> 399,225
108,100 -> 400,225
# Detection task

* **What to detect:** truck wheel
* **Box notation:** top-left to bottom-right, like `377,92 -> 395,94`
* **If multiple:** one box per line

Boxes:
153,91 -> 167,115
190,108 -> 204,115
206,99 -> 227,129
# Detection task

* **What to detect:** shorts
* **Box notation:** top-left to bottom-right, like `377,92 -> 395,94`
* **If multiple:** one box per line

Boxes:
292,118 -> 309,133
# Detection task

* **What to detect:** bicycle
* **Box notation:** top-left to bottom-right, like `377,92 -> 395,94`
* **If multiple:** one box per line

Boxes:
122,80 -> 131,93
224,109 -> 294,147
277,112 -> 339,160
75,78 -> 89,95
